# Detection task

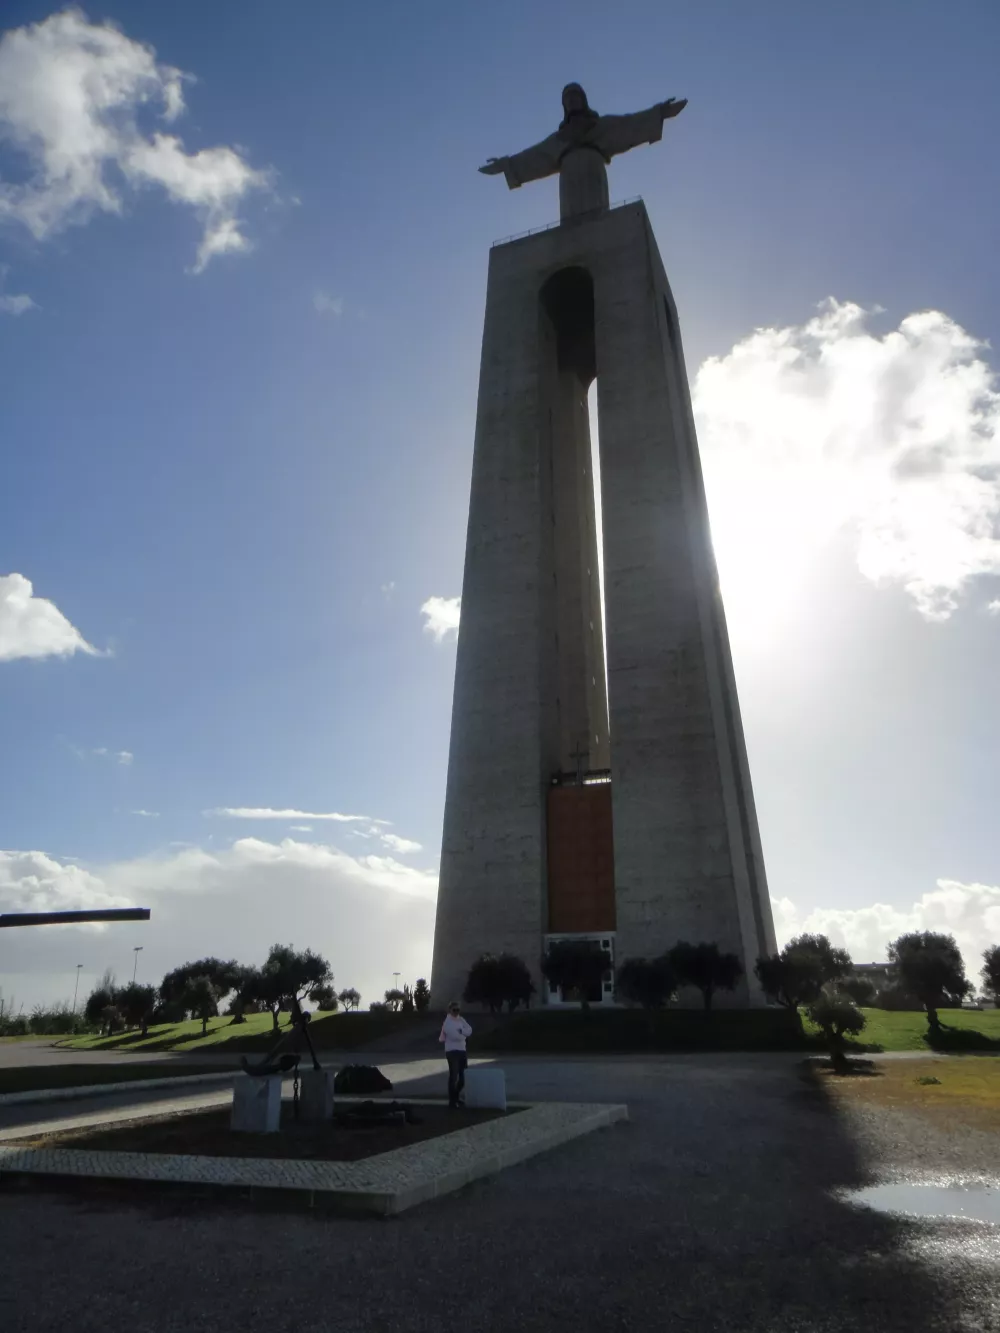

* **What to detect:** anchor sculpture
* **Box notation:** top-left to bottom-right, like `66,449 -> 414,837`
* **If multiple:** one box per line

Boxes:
240,993 -> 321,1078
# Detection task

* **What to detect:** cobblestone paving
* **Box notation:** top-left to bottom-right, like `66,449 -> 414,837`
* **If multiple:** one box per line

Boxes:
0,1100 -> 625,1211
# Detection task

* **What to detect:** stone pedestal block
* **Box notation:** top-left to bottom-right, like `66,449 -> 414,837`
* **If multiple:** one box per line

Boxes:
299,1068 -> 336,1123
231,1075 -> 281,1133
464,1067 -> 507,1111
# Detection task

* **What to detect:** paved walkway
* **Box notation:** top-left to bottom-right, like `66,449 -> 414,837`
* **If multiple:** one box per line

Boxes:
2,1051 -> 998,1331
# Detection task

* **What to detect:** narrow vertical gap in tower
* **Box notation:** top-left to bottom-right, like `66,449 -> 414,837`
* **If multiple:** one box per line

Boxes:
587,379 -> 609,712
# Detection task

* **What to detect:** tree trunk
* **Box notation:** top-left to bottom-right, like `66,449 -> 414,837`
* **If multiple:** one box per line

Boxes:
271,1008 -> 280,1032
926,1004 -> 940,1030
829,1032 -> 849,1074
201,1016 -> 209,1036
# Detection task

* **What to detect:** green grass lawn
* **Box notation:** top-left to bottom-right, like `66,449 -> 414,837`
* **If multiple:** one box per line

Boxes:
0,1062 -> 235,1096
45,1005 -> 1000,1058
475,1005 -> 1000,1055
830,1006 -> 1000,1054
54,1010 -> 425,1055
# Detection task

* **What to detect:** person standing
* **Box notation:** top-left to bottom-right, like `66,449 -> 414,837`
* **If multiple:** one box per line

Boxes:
439,1000 -> 472,1108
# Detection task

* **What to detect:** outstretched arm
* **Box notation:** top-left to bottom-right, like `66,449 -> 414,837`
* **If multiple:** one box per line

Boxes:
478,130 -> 564,190
596,97 -> 688,159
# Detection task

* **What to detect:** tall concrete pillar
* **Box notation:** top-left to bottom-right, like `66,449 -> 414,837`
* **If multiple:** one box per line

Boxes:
431,201 -> 775,1009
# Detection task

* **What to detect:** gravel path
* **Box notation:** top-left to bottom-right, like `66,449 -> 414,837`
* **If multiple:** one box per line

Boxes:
1,1054 -> 998,1332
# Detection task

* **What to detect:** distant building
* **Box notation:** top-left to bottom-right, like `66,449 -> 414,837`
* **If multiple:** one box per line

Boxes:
849,962 -> 894,987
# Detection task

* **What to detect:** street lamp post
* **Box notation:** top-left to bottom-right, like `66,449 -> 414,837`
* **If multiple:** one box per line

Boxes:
392,971 -> 400,990
132,946 -> 143,984
73,964 -> 83,1014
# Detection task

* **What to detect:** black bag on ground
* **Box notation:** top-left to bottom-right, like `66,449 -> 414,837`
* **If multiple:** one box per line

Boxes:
334,1064 -> 393,1095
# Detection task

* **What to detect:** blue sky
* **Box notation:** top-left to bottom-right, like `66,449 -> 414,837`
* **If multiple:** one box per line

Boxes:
2,2 -> 1000,1011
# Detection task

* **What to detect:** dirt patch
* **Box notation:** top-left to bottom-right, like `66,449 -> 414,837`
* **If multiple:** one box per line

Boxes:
15,1100 -> 516,1162
819,1056 -> 1000,1135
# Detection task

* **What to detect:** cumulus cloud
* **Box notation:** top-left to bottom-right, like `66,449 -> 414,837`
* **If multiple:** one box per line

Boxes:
379,833 -> 423,856
0,837 -> 436,1011
312,290 -> 344,316
988,600 -> 1000,616
205,807 -> 380,824
0,572 -> 99,662
421,595 -> 461,642
131,809 -> 159,818
0,848 -> 131,917
774,878 -> 1000,976
0,8 -> 270,271
695,300 -> 1000,623
0,291 -> 35,315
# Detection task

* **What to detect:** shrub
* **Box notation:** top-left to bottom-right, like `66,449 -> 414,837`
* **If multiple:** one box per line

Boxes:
755,934 -> 851,1011
308,984 -> 338,1012
837,976 -> 876,1007
981,945 -> 1000,1008
179,975 -> 220,1036
413,978 -> 431,1013
615,956 -> 676,1012
670,941 -> 742,1011
888,932 -> 970,1029
541,940 -> 609,1010
807,993 -> 866,1071
464,953 -> 535,1013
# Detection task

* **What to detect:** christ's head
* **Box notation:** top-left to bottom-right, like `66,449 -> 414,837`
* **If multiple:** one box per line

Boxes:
561,83 -> 590,118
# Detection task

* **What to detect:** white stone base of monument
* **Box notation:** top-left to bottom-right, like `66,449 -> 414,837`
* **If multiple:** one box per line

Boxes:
463,1067 -> 506,1111
231,1074 -> 281,1133
299,1068 -> 335,1123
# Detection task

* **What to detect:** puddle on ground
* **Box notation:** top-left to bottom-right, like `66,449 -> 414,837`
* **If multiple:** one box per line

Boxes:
847,1182 -> 1000,1225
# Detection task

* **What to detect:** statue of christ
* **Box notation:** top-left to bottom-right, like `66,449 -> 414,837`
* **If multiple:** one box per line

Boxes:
479,83 -> 687,220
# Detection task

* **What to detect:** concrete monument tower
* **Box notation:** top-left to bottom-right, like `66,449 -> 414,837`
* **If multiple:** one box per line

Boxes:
430,85 -> 776,1008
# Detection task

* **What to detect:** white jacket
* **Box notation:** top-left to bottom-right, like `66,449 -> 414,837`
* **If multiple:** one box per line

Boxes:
439,1014 -> 472,1052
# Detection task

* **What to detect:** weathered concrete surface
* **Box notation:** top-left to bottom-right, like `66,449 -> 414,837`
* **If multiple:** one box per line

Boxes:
0,1054 -> 993,1333
432,202 -> 775,1009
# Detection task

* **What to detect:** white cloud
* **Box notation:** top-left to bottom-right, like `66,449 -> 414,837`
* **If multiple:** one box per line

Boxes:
0,291 -> 35,315
0,837 -> 436,1010
774,878 -> 1000,979
0,848 -> 131,917
88,746 -> 131,764
0,8 -> 269,270
988,600 -> 1000,616
379,833 -> 423,855
695,300 -> 1000,625
131,809 -> 158,818
289,824 -> 312,832
0,572 -> 99,662
421,595 -> 461,642
205,807 -> 382,824
312,290 -> 344,316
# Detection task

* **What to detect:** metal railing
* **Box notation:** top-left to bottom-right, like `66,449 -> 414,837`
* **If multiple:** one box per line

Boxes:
492,196 -> 643,248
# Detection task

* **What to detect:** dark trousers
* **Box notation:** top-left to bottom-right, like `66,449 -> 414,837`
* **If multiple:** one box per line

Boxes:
446,1050 -> 468,1106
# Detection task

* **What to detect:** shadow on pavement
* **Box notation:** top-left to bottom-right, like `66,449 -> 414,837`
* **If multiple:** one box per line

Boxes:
0,1057 -> 983,1332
